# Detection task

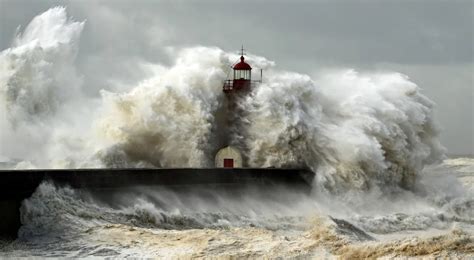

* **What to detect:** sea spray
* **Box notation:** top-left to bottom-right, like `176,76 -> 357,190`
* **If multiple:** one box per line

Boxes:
0,6 -> 83,121
0,7 -> 445,193
242,70 -> 445,192
94,47 -> 230,167
96,56 -> 445,192
0,6 -> 471,259
0,7 -> 90,168
19,181 -> 313,237
14,174 -> 473,257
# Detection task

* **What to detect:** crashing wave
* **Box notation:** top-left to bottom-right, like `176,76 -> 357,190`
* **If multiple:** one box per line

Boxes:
0,7 -> 445,193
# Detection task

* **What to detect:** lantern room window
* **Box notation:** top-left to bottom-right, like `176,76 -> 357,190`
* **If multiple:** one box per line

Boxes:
234,70 -> 251,80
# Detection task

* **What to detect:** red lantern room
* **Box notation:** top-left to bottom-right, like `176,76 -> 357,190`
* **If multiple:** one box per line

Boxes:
223,46 -> 259,93
232,55 -> 252,90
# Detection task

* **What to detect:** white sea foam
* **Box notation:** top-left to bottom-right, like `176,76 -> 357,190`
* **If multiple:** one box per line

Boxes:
8,163 -> 473,258
0,7 -> 472,258
0,7 -> 446,193
0,7 -> 94,169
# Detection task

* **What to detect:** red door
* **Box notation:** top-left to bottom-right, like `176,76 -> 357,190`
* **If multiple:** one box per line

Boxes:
223,158 -> 234,168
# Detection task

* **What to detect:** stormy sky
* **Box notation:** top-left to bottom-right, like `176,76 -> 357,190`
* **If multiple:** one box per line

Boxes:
1,0 -> 472,155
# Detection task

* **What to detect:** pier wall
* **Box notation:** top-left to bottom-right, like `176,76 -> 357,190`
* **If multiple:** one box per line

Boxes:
0,168 -> 313,238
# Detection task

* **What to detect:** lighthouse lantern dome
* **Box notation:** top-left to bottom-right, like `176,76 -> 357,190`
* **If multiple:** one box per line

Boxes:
233,56 -> 252,80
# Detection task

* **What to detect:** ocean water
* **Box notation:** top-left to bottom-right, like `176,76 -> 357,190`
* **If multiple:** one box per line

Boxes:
0,158 -> 472,258
0,7 -> 472,258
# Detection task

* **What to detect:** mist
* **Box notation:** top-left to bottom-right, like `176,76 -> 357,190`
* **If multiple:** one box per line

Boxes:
0,7 -> 446,194
1,1 -> 471,156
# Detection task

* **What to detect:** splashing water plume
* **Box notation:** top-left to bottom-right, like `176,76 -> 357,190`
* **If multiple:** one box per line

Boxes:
0,7 -> 471,259
0,7 -> 444,193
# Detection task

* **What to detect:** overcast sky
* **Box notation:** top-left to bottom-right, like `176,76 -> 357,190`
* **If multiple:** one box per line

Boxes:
1,0 -> 473,155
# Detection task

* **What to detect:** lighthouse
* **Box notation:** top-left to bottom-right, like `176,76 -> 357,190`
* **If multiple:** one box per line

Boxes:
215,47 -> 262,168
223,47 -> 253,93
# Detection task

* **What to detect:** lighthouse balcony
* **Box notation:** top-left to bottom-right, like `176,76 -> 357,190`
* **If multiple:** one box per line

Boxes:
223,79 -> 258,93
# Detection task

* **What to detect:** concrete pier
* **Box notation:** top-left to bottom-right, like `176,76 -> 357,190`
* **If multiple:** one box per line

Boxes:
0,168 -> 314,239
